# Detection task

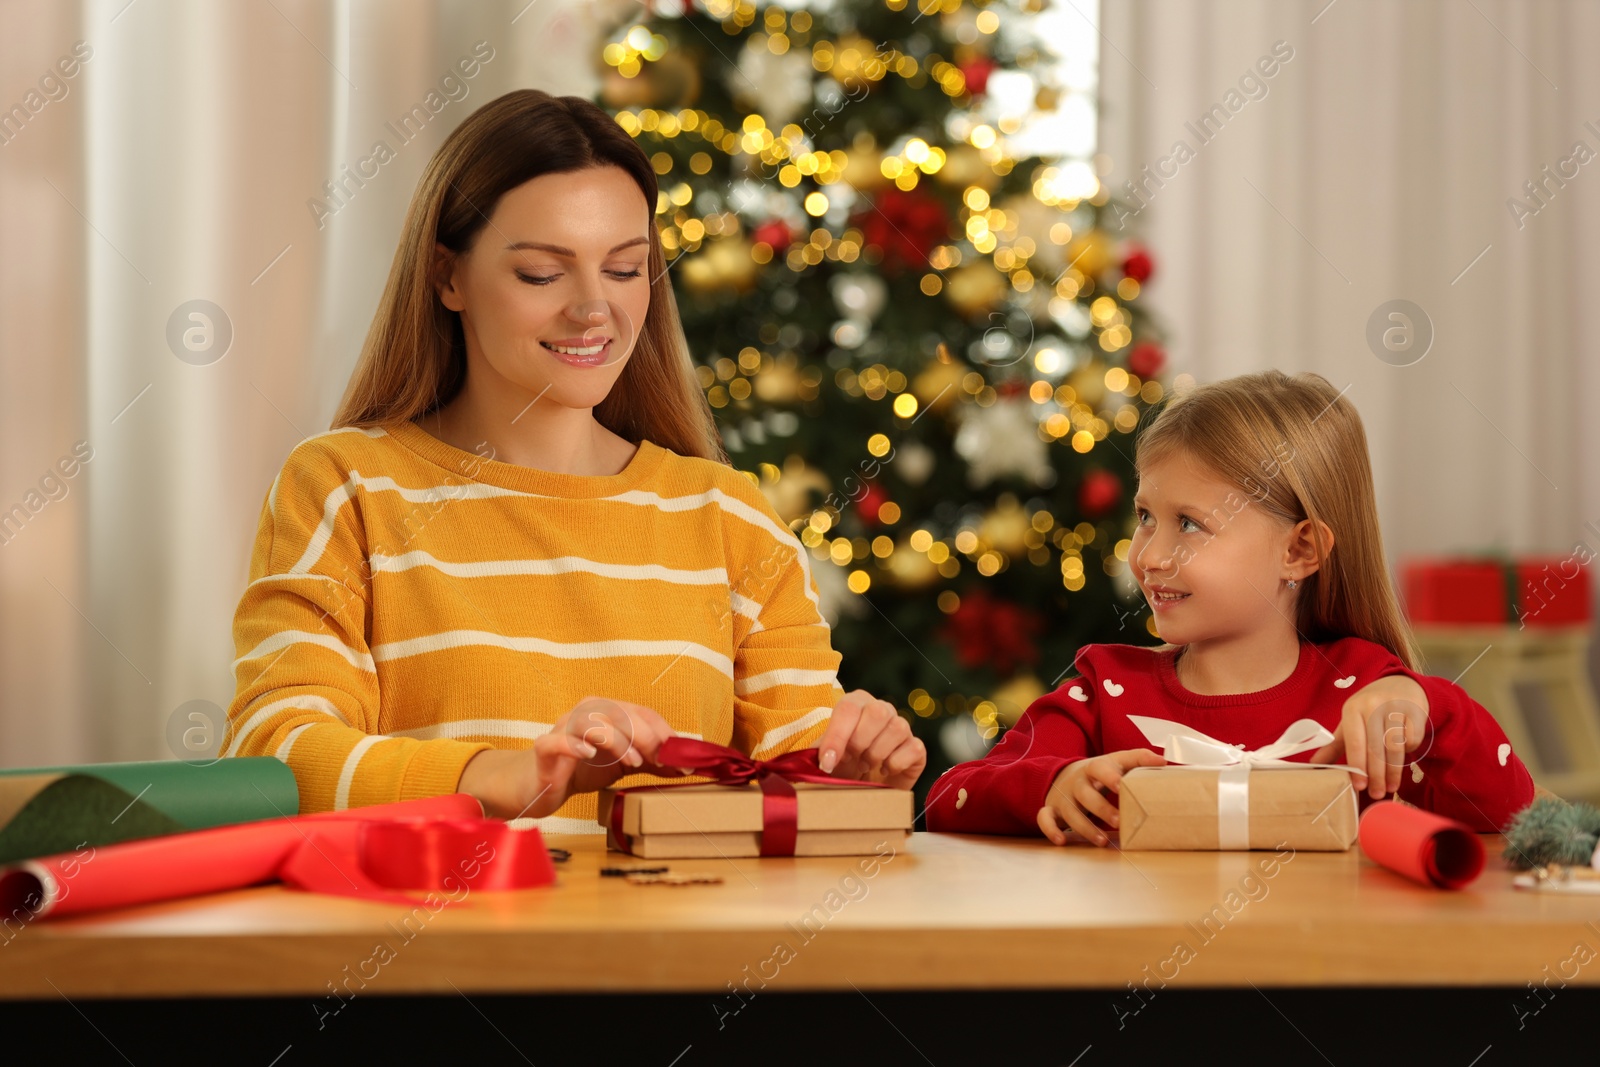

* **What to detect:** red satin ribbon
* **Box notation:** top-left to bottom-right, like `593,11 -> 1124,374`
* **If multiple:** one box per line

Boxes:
281,817 -> 556,902
608,737 -> 883,857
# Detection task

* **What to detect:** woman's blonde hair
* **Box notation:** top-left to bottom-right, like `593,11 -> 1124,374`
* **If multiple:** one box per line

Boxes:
1135,370 -> 1419,669
332,89 -> 725,463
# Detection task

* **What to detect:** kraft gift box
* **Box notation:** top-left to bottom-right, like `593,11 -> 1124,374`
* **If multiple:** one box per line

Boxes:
1118,765 -> 1358,851
600,781 -> 913,859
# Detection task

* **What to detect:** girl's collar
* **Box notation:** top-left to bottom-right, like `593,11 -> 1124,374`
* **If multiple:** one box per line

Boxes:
1159,640 -> 1316,707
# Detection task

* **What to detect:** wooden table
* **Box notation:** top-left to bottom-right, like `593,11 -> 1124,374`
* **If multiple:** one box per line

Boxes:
4,831 -> 1598,1000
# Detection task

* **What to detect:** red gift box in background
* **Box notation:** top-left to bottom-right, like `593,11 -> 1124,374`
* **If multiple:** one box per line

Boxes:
1400,557 -> 1591,628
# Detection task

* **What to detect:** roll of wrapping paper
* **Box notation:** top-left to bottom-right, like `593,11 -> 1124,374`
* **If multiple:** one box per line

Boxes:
1358,800 -> 1486,889
0,793 -> 552,919
0,758 -> 299,864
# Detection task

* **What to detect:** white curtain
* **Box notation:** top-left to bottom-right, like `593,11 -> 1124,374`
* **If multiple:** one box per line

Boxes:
0,0 -> 607,765
1097,0 -> 1600,582
0,2 -> 92,764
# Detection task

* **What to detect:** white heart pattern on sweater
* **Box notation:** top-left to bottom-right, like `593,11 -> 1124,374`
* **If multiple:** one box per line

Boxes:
1498,743 -> 1511,766
1411,763 -> 1424,784
1103,678 -> 1124,697
956,788 -> 969,809
1334,675 -> 1356,688
1067,685 -> 1089,702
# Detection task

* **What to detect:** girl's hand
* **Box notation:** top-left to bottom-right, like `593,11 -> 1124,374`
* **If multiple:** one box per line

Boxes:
458,697 -> 679,819
814,689 -> 927,789
1037,749 -> 1167,846
1308,674 -> 1430,799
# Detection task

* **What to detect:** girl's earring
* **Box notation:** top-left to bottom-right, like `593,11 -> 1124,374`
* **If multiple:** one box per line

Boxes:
1286,578 -> 1299,589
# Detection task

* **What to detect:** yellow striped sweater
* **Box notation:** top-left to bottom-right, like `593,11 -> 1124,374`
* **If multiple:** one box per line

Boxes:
224,421 -> 844,831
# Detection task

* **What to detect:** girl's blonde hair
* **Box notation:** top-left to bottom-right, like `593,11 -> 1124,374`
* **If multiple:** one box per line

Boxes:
332,89 -> 726,463
1135,370 -> 1419,670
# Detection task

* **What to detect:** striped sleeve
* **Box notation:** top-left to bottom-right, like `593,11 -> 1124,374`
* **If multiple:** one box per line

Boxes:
223,444 -> 491,812
726,515 -> 843,759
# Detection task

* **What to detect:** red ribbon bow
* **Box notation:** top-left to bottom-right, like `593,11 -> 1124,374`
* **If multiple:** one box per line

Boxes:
609,737 -> 882,857
279,814 -> 557,904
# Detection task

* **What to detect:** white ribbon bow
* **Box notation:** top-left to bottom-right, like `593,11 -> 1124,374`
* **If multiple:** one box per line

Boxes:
1126,716 -> 1355,849
1128,715 -> 1334,768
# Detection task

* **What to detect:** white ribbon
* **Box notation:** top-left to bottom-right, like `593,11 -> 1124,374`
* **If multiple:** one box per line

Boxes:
1127,715 -> 1356,850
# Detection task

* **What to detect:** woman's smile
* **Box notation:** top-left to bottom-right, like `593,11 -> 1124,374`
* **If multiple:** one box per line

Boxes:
539,337 -> 612,366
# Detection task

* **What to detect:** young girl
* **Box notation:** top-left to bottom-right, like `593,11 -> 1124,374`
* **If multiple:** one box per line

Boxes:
926,370 -> 1533,843
223,89 -> 924,828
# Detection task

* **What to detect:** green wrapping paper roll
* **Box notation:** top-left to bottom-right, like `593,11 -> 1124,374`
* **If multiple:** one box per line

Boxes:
0,758 -> 299,864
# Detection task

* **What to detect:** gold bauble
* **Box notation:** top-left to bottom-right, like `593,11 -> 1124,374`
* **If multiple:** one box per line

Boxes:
936,143 -> 999,190
1004,193 -> 1069,278
841,148 -> 887,194
675,252 -> 720,294
710,236 -> 759,292
1064,229 -> 1113,279
992,673 -> 1046,726
599,52 -> 702,111
684,237 -> 759,295
600,69 -> 652,110
979,496 -> 1031,555
753,362 -> 801,403
829,35 -> 877,86
943,260 -> 1008,318
1005,191 -> 1062,243
1067,360 -> 1107,408
912,358 -> 966,412
886,545 -> 940,589
680,253 -> 718,294
760,458 -> 830,524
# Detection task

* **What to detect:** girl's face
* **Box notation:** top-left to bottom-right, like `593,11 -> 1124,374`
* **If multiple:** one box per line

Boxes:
1128,451 -> 1306,647
434,165 -> 653,413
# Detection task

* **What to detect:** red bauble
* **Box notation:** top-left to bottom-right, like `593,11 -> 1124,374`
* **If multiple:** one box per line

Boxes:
1122,245 -> 1155,283
751,219 -> 795,252
1077,469 -> 1124,520
857,483 -> 888,525
1127,341 -> 1166,381
940,589 -> 1043,675
849,187 -> 951,274
959,57 -> 998,97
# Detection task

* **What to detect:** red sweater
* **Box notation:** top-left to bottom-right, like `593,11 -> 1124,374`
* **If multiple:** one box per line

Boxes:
925,637 -> 1535,836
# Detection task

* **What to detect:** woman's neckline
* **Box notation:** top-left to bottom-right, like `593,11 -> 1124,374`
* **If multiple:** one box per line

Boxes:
1156,640 -> 1315,707
387,419 -> 665,498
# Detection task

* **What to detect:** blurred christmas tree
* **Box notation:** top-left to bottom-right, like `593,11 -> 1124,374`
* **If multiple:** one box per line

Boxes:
596,0 -> 1169,807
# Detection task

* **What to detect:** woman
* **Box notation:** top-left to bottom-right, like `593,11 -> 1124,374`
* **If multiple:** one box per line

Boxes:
224,89 -> 925,829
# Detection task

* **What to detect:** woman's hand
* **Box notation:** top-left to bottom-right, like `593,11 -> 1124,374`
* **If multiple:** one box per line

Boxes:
1309,674 -> 1430,799
1037,749 -> 1167,846
458,696 -> 679,819
814,689 -> 926,789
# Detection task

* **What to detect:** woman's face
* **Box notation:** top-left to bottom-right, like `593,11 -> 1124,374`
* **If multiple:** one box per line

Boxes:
435,164 -> 653,413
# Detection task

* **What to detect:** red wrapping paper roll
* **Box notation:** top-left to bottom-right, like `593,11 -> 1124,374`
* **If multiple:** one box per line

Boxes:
1358,800 -> 1485,889
0,793 -> 484,919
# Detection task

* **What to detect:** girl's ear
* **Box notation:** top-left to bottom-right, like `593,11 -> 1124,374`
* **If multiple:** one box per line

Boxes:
1285,517 -> 1335,577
